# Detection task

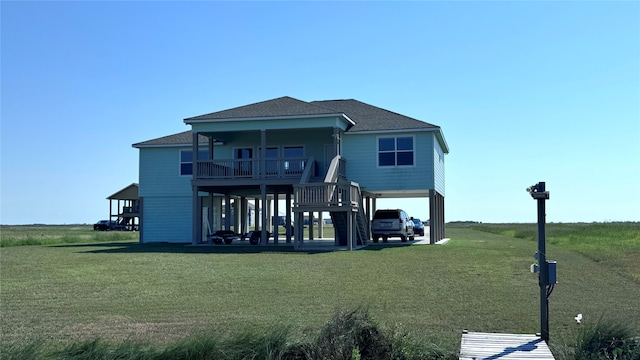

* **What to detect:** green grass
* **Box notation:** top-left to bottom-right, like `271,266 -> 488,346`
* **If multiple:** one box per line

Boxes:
0,308 -> 454,360
0,225 -> 139,247
0,224 -> 332,248
1,224 -> 639,359
470,222 -> 640,282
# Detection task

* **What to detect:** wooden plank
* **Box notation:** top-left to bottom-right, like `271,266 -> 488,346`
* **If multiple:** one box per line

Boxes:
460,331 -> 554,360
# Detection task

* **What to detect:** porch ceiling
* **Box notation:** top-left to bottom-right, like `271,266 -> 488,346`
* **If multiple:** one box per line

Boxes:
196,127 -> 336,143
189,114 -> 353,136
362,189 -> 430,198
196,184 -> 295,198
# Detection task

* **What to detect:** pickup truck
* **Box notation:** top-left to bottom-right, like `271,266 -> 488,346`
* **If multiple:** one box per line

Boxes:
93,220 -> 117,231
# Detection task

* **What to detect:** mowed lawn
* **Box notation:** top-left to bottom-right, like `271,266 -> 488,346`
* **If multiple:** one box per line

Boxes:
1,224 -> 639,352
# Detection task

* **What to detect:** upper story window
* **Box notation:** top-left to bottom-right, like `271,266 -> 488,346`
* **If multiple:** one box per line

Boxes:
234,148 -> 253,159
378,136 -> 414,166
180,149 -> 209,176
283,146 -> 304,172
283,146 -> 304,158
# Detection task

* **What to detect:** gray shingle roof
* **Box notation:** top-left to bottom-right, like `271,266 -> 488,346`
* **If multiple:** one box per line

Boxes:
132,131 -> 209,148
310,99 -> 439,132
185,96 -> 338,121
137,97 -> 442,147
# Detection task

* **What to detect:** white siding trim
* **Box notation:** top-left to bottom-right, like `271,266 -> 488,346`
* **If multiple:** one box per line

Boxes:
345,128 -> 439,135
185,113 -> 355,125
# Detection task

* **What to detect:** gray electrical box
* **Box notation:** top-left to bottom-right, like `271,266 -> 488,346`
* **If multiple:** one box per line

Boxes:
547,260 -> 557,284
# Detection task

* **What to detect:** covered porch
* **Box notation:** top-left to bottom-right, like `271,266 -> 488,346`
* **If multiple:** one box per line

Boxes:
106,183 -> 141,232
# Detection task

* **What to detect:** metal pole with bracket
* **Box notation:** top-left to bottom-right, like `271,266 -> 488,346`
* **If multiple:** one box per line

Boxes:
527,182 -> 554,343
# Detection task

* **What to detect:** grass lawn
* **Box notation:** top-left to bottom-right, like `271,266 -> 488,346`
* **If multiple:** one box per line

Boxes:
1,223 -> 639,356
470,222 -> 640,283
0,225 -> 139,247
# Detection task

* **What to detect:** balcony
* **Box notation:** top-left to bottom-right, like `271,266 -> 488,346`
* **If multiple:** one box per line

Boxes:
293,181 -> 360,211
195,157 -> 312,182
122,206 -> 140,215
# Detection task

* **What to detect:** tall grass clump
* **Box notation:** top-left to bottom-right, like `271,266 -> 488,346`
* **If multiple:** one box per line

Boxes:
572,319 -> 640,360
159,326 -> 309,360
54,338 -> 153,360
312,307 -> 454,360
313,307 -> 394,360
0,341 -> 49,360
553,318 -> 640,360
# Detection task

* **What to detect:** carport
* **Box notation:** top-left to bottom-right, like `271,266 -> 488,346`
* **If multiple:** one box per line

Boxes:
362,189 -> 445,245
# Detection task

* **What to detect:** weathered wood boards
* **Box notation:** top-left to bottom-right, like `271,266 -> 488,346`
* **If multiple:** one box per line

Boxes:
459,331 -> 555,360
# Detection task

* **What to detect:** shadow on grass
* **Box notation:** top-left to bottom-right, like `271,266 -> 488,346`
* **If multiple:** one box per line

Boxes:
53,241 -> 338,255
52,240 -> 418,255
361,243 -> 414,251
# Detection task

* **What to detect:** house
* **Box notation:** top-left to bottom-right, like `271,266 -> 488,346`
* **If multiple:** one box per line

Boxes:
132,96 -> 448,248
106,183 -> 140,231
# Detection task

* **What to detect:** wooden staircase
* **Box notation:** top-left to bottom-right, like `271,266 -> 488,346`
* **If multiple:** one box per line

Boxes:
328,181 -> 369,246
293,155 -> 369,249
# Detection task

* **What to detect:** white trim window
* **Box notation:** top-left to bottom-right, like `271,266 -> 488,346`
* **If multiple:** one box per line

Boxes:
378,136 -> 414,166
180,149 -> 208,176
283,145 -> 304,172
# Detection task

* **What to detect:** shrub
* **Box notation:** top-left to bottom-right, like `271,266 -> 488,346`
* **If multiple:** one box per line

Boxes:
573,319 -> 640,360
313,307 -> 394,360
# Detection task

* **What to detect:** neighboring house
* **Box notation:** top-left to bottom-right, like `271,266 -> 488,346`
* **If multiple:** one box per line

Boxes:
106,183 -> 140,231
133,96 -> 448,248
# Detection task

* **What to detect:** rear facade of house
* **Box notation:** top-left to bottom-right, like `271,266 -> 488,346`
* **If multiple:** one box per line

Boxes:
133,97 -> 448,248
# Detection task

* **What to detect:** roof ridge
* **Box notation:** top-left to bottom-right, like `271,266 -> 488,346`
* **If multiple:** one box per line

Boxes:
306,99 -> 352,113
316,99 -> 440,129
184,96 -> 341,121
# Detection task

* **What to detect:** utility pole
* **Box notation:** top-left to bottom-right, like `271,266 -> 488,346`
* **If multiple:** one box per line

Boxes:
527,182 -> 555,343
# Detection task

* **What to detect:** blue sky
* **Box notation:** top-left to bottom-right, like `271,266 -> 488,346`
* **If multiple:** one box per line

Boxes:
1,1 -> 639,225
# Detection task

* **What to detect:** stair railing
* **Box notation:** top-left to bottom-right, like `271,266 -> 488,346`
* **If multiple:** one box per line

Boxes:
299,156 -> 315,184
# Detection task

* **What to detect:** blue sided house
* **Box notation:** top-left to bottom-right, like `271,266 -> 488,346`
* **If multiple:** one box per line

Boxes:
132,96 -> 448,249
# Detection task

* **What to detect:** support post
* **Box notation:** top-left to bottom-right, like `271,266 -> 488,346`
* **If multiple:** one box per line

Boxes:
261,184 -> 267,245
260,130 -> 266,179
539,194 -> 548,342
333,127 -> 341,157
224,193 -> 231,231
192,186 -> 201,245
192,131 -> 201,244
528,182 -> 551,343
429,190 -> 436,244
273,190 -> 279,244
234,197 -> 240,233
441,193 -> 445,240
296,211 -> 304,249
240,197 -> 247,239
208,193 -> 214,236
286,192 -> 292,243
254,197 -> 260,231
347,210 -> 354,251
214,195 -> 222,231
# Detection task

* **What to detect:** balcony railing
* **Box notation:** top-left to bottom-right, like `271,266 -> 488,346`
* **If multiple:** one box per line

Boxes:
196,157 -> 309,180
324,155 -> 347,183
293,181 -> 360,209
122,206 -> 140,214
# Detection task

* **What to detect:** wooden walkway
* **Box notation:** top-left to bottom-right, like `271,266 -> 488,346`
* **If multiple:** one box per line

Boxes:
459,331 -> 555,359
